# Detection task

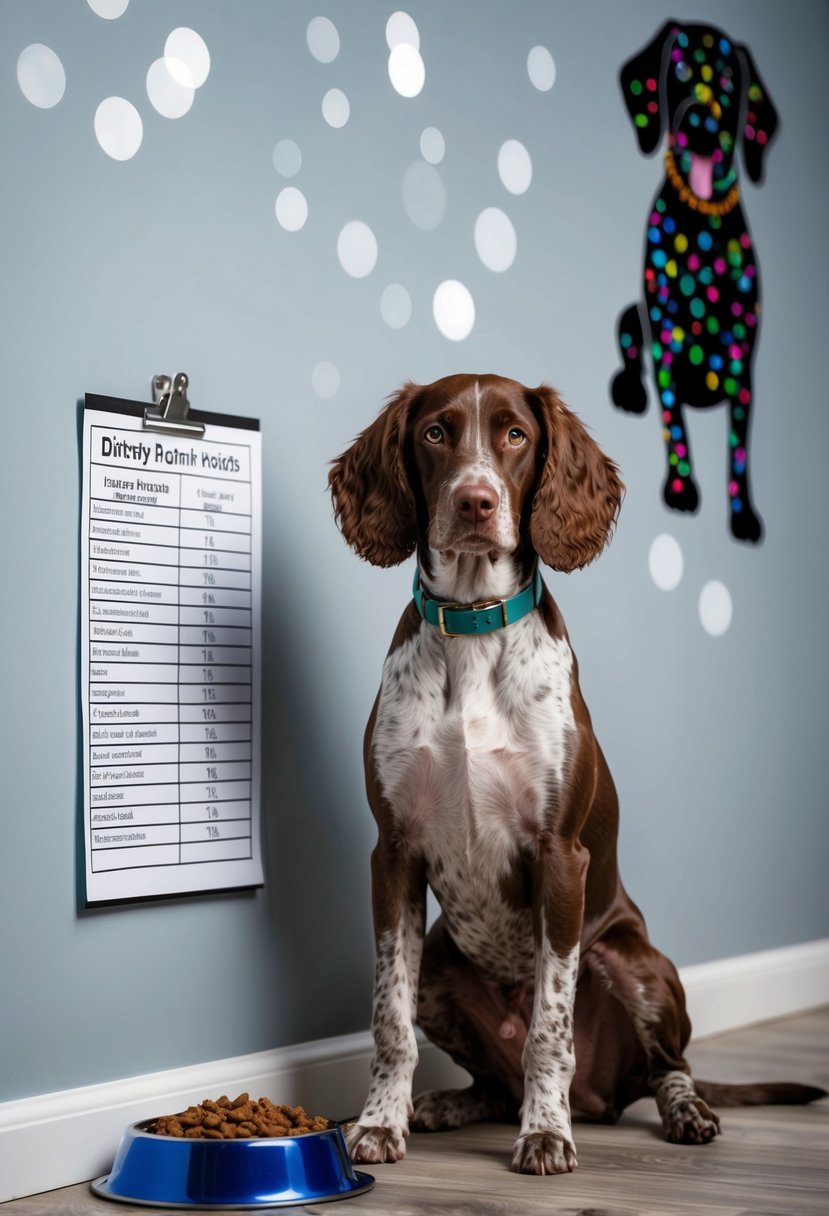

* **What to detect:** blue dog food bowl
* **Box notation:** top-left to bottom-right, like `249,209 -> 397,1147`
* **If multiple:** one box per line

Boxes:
91,1119 -> 374,1209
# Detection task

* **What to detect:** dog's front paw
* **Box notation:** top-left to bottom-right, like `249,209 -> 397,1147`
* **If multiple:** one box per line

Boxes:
511,1131 -> 577,1175
730,502 -> 763,544
665,1098 -> 721,1145
345,1123 -> 407,1164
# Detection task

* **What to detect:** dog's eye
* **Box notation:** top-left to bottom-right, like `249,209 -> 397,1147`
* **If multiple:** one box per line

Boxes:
507,428 -> 526,447
424,425 -> 444,445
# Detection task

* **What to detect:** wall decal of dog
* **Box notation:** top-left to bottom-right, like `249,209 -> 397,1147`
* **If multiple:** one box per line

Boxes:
610,21 -> 778,543
329,374 -> 824,1176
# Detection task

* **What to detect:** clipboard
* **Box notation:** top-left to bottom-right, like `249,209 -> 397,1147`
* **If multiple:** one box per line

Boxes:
80,377 -> 263,905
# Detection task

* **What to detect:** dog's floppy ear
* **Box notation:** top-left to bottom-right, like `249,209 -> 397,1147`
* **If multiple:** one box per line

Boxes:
619,20 -> 675,154
527,387 -> 624,574
736,44 -> 778,184
329,383 -> 419,566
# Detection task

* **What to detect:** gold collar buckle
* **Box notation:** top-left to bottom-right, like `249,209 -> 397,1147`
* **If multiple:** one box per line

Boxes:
437,598 -> 509,638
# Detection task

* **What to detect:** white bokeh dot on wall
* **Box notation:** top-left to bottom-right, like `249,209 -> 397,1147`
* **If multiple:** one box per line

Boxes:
380,284 -> 412,329
402,161 -> 446,231
527,45 -> 556,91
699,580 -> 733,637
312,361 -> 340,399
307,16 -> 340,63
498,140 -> 533,194
389,43 -> 425,97
95,97 -> 143,160
17,45 -> 66,109
337,221 -> 378,278
87,0 -> 129,18
322,88 -> 350,128
386,11 -> 420,50
146,59 -> 194,119
648,533 -> 684,591
273,139 -> 302,177
474,208 -> 517,273
433,280 -> 475,342
164,28 -> 210,89
275,187 -> 308,232
420,126 -> 445,164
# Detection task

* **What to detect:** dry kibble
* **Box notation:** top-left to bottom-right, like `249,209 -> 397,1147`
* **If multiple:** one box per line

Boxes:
148,1095 -> 331,1140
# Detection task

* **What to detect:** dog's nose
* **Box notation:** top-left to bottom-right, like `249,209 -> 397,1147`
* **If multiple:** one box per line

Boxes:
677,102 -> 720,155
454,483 -> 499,525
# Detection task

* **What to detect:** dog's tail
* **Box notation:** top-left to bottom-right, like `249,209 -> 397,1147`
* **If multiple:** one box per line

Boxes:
695,1079 -> 827,1107
610,302 -> 648,414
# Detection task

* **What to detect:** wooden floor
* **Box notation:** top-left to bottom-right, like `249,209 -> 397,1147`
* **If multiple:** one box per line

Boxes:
5,1008 -> 827,1215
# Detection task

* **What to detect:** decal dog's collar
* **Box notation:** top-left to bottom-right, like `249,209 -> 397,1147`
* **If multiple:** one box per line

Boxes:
663,149 -> 741,216
412,565 -> 543,638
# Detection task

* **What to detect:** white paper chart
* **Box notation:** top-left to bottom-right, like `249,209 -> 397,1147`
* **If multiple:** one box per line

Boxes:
80,395 -> 263,904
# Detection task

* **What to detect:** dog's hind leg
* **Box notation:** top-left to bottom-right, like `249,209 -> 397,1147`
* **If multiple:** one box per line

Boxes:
411,1079 -> 514,1132
610,303 -> 649,414
412,917 -> 522,1132
587,932 -> 720,1145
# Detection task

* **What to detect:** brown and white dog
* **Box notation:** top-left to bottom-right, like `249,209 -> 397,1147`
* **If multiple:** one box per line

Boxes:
329,373 -> 824,1176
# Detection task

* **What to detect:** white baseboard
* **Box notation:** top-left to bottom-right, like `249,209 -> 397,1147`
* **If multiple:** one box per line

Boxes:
679,937 -> 829,1040
2,937 -> 827,1202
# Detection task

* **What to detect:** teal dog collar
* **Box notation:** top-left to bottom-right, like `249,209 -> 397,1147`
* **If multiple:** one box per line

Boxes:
412,565 -> 543,637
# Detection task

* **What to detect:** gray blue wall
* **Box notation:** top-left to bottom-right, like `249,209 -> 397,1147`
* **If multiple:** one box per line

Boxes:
1,0 -> 827,1104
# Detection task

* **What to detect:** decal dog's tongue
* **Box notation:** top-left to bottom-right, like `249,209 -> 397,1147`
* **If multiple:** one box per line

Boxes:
690,153 -> 714,199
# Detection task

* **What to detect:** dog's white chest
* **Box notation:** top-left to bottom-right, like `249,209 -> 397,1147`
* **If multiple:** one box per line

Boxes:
372,612 -> 576,978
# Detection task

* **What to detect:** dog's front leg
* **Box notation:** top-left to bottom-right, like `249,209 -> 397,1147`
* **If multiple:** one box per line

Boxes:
346,837 -> 425,1165
512,837 -> 587,1175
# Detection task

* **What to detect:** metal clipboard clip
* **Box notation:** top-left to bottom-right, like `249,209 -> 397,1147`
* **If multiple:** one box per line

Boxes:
144,373 -> 206,438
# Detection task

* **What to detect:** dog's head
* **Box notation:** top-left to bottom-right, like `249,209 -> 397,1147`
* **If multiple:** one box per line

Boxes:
329,374 -> 623,577
620,21 -> 778,198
